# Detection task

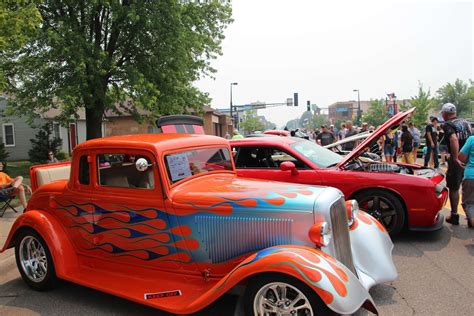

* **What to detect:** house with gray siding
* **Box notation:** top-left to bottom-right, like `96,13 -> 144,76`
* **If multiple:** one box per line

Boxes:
0,96 -> 102,161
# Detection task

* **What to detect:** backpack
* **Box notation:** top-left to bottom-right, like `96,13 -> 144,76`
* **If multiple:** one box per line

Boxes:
444,118 -> 472,150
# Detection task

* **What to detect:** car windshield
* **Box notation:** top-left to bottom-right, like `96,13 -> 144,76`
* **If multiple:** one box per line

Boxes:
165,147 -> 233,184
290,139 -> 343,168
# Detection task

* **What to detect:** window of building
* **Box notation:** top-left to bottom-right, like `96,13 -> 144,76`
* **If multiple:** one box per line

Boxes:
97,153 -> 155,189
79,155 -> 90,185
52,122 -> 61,139
2,123 -> 15,147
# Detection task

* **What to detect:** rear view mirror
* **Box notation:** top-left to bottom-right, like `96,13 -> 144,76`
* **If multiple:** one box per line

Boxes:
280,161 -> 299,176
135,158 -> 151,172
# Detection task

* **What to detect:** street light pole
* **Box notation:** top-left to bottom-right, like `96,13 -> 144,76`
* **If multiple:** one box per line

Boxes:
353,89 -> 361,123
230,82 -> 238,129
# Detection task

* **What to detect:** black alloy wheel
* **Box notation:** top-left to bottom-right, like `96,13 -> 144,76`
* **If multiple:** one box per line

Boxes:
354,189 -> 405,237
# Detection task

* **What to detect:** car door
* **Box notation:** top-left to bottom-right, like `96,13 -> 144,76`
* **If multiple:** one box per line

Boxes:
87,149 -> 181,271
233,146 -> 322,185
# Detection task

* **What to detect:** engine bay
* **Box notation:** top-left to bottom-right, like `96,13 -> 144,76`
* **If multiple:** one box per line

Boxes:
344,159 -> 437,178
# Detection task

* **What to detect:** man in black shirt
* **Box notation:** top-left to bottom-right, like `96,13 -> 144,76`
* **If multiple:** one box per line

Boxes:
316,125 -> 336,146
343,120 -> 357,150
424,116 -> 439,168
441,103 -> 472,225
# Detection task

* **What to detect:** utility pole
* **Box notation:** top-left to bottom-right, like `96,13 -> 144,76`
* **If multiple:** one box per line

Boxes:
230,82 -> 238,129
353,89 -> 361,123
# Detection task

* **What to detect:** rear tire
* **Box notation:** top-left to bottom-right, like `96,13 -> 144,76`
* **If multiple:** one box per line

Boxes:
15,228 -> 59,291
354,189 -> 406,237
244,273 -> 334,316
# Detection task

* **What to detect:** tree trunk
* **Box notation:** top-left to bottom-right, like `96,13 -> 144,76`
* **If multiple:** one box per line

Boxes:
85,103 -> 104,140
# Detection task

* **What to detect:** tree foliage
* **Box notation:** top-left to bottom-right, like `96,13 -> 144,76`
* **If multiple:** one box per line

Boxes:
361,99 -> 386,127
409,82 -> 434,128
435,79 -> 474,118
240,109 -> 264,134
308,114 -> 327,130
2,1 -> 232,139
0,0 -> 41,89
28,123 -> 64,163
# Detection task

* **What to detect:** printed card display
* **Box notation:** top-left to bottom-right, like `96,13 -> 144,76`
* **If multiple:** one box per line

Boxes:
167,153 -> 192,182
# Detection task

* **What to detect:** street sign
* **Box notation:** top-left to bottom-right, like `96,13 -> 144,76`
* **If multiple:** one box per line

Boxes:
286,98 -> 293,106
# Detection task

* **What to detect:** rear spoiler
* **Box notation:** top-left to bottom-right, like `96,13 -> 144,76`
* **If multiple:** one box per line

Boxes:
156,115 -> 204,134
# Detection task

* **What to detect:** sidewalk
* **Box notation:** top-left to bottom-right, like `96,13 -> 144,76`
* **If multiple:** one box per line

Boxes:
0,208 -> 20,261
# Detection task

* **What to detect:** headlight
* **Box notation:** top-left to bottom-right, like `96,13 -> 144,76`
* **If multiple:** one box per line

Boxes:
345,200 -> 359,227
308,222 -> 331,247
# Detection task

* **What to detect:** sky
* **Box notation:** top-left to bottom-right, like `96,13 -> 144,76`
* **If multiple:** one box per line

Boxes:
195,0 -> 473,128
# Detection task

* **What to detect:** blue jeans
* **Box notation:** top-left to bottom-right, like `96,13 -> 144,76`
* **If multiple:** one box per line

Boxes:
424,145 -> 439,168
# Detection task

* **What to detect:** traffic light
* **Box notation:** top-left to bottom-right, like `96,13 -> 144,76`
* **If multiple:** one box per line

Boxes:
307,100 -> 311,112
293,93 -> 298,106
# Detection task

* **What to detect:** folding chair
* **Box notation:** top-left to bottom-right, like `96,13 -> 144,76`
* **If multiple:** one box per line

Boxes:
0,192 -> 17,217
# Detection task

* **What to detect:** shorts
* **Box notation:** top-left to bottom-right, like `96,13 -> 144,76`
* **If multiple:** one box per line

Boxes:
384,146 -> 395,156
446,159 -> 463,191
0,186 -> 15,199
462,179 -> 474,219
413,142 -> 419,147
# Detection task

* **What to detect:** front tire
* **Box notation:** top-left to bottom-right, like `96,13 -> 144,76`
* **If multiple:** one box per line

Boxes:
244,273 -> 334,316
15,228 -> 59,291
354,189 -> 406,237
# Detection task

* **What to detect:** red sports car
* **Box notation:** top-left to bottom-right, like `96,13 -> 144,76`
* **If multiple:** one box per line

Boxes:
231,108 -> 448,236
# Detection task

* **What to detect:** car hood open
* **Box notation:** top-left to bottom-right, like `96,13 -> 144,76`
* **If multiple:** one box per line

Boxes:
336,108 -> 415,169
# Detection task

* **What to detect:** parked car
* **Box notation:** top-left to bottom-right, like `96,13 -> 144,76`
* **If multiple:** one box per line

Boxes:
230,108 -> 448,236
1,134 -> 396,315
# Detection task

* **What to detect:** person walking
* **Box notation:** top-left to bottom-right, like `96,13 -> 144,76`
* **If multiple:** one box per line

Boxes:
338,123 -> 347,140
232,129 -> 244,139
424,117 -> 439,168
459,135 -> 474,228
343,120 -> 357,150
316,125 -> 336,146
441,103 -> 472,225
382,129 -> 396,163
438,125 -> 448,165
408,122 -> 420,162
401,124 -> 414,164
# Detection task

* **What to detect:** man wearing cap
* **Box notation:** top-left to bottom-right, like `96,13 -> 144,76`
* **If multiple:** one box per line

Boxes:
232,129 -> 244,139
316,125 -> 336,146
424,116 -> 439,168
441,103 -> 472,225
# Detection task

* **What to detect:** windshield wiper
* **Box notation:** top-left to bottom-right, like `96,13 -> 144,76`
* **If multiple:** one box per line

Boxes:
326,162 -> 339,168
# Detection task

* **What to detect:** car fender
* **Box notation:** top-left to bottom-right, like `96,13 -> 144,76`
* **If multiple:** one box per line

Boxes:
0,210 -> 78,278
188,245 -> 376,315
350,211 -> 398,289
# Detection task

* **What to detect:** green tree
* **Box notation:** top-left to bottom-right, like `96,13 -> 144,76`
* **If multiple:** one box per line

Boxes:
2,1 -> 232,139
435,79 -> 474,118
409,82 -> 434,128
0,142 -> 9,163
240,109 -> 264,134
308,114 -> 327,130
0,0 -> 41,89
361,99 -> 386,127
28,123 -> 64,163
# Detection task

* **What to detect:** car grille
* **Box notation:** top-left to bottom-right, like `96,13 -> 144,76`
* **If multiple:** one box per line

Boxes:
195,216 -> 293,264
330,197 -> 356,275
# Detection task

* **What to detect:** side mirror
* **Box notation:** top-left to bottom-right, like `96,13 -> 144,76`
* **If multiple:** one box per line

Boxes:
280,161 -> 299,176
135,158 -> 151,172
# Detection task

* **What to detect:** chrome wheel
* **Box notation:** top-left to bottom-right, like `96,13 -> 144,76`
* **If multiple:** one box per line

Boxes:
253,282 -> 314,316
19,236 -> 48,283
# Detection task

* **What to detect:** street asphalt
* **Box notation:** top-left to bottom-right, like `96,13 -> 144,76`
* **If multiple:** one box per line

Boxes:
1,206 -> 473,315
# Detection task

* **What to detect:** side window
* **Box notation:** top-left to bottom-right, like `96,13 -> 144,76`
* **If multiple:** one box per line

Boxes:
79,155 -> 90,185
234,147 -> 308,169
269,148 -> 309,169
97,153 -> 155,189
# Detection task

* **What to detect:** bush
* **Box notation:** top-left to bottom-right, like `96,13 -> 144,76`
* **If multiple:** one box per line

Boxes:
0,142 -> 9,168
29,123 -> 63,164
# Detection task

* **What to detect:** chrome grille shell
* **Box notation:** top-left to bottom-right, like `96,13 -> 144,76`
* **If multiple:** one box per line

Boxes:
195,216 -> 293,263
330,198 -> 356,275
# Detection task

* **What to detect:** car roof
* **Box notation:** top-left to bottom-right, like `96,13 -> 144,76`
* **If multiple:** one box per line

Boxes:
75,133 -> 228,153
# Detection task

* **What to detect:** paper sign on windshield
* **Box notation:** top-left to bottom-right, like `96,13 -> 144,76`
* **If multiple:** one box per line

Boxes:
167,153 -> 192,182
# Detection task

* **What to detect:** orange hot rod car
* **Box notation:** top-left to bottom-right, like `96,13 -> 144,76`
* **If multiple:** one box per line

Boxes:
1,134 -> 396,315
